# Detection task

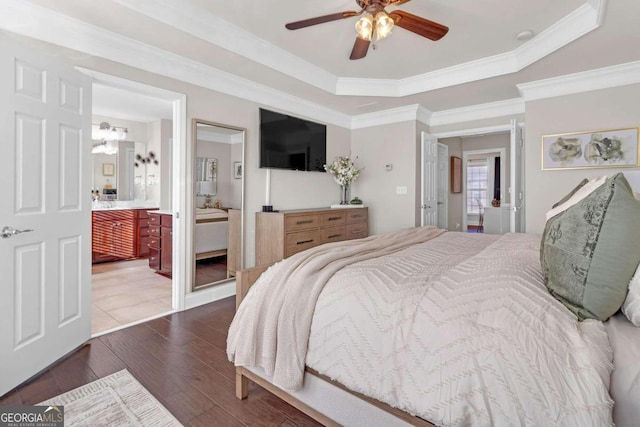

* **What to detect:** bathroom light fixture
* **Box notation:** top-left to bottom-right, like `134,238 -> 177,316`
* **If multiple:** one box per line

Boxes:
355,10 -> 394,41
91,140 -> 118,155
92,121 -> 128,142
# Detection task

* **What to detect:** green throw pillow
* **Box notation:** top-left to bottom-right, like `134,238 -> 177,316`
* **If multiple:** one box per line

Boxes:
540,173 -> 640,321
551,178 -> 589,209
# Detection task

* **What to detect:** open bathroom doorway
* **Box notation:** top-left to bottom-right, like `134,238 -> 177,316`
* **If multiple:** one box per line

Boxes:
86,71 -> 185,336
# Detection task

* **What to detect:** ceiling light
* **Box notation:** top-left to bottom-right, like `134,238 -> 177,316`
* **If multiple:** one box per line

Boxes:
355,13 -> 373,41
374,11 -> 394,40
92,122 -> 129,142
91,140 -> 118,155
515,29 -> 535,41
355,11 -> 395,43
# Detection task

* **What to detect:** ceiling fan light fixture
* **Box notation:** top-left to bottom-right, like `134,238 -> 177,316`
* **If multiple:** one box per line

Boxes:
355,12 -> 373,41
374,11 -> 394,40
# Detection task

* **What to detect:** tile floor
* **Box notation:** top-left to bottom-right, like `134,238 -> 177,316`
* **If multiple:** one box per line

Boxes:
91,259 -> 173,335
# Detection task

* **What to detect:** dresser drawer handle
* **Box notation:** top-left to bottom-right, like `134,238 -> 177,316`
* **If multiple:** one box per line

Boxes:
327,234 -> 342,239
296,220 -> 313,225
351,215 -> 363,219
327,217 -> 341,221
296,239 -> 314,245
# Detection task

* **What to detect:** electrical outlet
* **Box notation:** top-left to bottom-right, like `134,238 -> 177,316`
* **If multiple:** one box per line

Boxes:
396,186 -> 408,195
385,164 -> 393,171
456,223 -> 461,229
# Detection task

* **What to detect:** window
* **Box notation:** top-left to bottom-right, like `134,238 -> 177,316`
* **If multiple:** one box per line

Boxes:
467,163 -> 487,214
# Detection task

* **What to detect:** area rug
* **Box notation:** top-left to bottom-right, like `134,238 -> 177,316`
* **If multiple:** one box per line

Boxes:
39,369 -> 181,426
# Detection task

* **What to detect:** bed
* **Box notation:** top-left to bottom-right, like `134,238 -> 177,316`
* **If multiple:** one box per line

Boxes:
195,208 -> 228,260
228,173 -> 640,427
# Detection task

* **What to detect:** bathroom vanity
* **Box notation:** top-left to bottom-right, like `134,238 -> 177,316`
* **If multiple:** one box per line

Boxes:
91,207 -> 158,264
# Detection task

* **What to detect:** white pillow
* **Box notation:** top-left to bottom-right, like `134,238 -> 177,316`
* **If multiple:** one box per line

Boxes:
545,175 -> 607,221
622,263 -> 640,326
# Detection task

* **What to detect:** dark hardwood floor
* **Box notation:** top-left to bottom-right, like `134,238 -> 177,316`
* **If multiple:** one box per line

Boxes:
0,297 -> 323,427
195,255 -> 229,287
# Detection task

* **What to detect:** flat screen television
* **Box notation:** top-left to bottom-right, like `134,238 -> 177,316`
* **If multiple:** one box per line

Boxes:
259,108 -> 326,172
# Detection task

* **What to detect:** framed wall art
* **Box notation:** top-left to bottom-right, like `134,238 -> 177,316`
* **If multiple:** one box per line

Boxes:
450,156 -> 462,193
102,163 -> 115,176
541,127 -> 639,170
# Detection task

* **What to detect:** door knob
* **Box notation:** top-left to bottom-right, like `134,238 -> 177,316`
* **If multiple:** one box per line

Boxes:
1,226 -> 34,239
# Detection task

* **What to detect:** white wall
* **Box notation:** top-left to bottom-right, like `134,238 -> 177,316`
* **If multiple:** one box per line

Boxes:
146,119 -> 172,208
351,121 -> 418,234
525,83 -> 640,233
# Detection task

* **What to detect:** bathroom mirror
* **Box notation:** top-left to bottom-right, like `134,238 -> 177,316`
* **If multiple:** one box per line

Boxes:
92,140 -> 146,201
192,119 -> 245,291
195,157 -> 217,196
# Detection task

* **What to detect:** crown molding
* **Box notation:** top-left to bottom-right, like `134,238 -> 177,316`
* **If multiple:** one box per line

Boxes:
1,0 -> 631,133
429,98 -> 525,127
111,0 -> 338,94
112,0 -> 604,98
416,106 -> 432,127
516,60 -> 640,102
0,0 -> 351,129
513,2 -> 602,70
338,2 -> 604,97
432,124 -> 513,139
351,104 -> 426,130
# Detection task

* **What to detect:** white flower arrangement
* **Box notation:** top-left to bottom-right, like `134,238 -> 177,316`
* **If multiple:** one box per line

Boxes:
324,155 -> 361,187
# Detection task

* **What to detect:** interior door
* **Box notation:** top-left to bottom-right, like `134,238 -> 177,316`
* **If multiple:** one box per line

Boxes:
0,33 -> 92,395
437,143 -> 448,229
421,132 -> 438,226
509,119 -> 525,233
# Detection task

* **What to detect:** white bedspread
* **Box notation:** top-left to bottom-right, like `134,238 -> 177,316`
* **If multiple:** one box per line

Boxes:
230,230 -> 614,426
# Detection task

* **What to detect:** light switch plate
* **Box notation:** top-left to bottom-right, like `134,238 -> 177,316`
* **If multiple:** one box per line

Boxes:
396,186 -> 408,195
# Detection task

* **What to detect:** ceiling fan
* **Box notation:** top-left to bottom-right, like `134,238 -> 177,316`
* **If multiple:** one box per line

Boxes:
285,0 -> 449,60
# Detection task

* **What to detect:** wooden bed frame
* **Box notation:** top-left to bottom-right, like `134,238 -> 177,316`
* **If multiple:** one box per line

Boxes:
234,265 -> 436,427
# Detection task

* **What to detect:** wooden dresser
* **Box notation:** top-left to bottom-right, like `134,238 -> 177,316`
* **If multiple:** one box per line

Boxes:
255,207 -> 368,266
148,212 -> 172,278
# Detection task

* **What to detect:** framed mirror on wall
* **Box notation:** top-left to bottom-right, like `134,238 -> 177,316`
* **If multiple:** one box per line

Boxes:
92,140 -> 145,201
192,119 -> 245,291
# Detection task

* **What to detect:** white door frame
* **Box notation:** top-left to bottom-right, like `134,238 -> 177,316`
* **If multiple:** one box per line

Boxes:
510,119 -> 526,233
461,148 -> 506,232
433,123 -> 521,232
77,68 -> 187,313
437,143 -> 449,229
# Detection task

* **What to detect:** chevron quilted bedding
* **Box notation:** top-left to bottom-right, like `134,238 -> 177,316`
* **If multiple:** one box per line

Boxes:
229,229 -> 614,426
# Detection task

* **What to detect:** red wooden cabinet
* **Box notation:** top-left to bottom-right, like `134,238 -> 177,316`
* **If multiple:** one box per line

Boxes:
91,208 -> 158,264
148,212 -> 172,278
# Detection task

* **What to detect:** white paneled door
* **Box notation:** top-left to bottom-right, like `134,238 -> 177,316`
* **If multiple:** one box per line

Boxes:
509,119 -> 525,233
421,132 -> 439,227
0,34 -> 92,395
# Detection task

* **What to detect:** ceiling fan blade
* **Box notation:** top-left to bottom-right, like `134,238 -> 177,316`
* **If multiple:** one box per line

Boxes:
389,10 -> 449,41
350,37 -> 370,60
388,0 -> 412,6
286,11 -> 359,30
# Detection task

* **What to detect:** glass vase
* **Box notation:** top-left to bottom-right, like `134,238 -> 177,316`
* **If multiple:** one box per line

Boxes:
340,185 -> 350,205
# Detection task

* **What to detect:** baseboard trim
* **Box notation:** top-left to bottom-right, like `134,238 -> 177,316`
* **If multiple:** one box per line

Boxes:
184,280 -> 236,310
